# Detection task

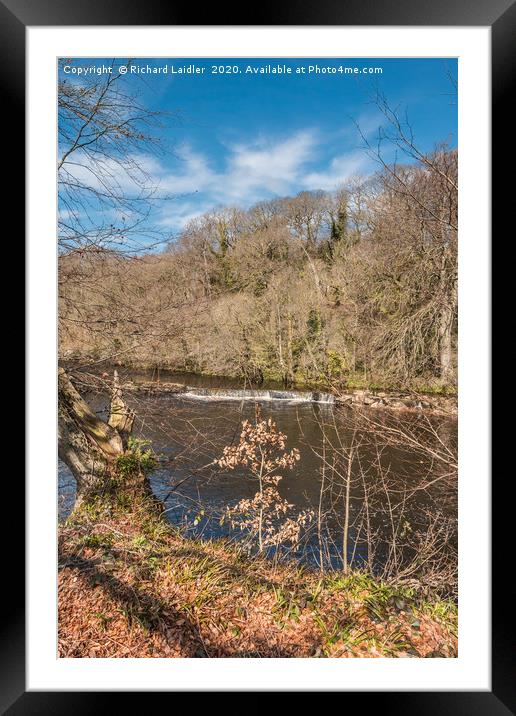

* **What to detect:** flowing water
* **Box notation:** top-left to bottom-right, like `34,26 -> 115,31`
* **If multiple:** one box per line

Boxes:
58,368 -> 457,579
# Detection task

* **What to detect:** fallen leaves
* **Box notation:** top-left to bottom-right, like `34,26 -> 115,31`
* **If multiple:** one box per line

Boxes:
58,514 -> 457,659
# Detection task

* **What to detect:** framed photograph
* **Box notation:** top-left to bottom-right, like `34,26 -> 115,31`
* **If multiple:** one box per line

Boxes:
6,0 -> 507,708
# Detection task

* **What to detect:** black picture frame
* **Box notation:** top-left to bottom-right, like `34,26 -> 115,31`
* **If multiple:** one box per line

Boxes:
5,0 -> 507,709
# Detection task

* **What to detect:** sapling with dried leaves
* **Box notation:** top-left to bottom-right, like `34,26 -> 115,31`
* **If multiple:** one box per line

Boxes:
216,408 -> 313,553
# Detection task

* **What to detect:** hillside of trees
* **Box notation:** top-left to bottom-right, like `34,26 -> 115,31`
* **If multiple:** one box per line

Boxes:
59,148 -> 457,392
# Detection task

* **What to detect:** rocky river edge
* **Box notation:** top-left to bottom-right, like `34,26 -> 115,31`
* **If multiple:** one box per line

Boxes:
70,370 -> 457,416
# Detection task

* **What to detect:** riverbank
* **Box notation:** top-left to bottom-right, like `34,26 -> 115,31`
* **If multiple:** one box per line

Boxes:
59,496 -> 457,658
61,356 -> 457,395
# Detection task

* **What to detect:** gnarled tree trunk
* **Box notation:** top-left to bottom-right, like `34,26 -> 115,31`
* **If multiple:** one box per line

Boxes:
107,370 -> 135,449
58,368 -> 135,504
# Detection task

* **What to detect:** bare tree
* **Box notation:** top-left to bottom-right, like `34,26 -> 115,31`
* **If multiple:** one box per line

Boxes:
58,58 -> 171,255
58,60 -> 179,503
304,408 -> 457,595
353,86 -> 458,384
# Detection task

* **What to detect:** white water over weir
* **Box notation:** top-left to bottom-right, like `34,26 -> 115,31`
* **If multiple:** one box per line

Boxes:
183,387 -> 336,404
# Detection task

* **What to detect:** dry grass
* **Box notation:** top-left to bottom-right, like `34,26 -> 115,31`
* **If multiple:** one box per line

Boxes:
58,496 -> 457,659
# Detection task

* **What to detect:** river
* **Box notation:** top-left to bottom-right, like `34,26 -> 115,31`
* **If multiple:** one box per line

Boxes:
58,368 -> 458,587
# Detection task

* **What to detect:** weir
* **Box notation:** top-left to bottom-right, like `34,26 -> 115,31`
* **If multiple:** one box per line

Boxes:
182,387 -> 335,404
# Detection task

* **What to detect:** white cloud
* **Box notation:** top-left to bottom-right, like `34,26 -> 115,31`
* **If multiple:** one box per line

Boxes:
159,146 -> 216,195
157,198 -> 216,231
156,131 -> 317,205
120,129 -> 375,231
59,108 -> 384,234
220,131 -> 316,202
301,151 -> 371,191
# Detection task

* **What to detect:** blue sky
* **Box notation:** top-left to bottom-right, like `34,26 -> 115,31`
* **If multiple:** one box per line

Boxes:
60,57 -> 458,237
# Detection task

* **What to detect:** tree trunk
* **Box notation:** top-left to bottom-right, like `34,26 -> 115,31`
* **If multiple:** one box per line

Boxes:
438,243 -> 457,385
108,370 -> 135,449
439,303 -> 454,384
58,368 -> 134,503
438,270 -> 457,384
